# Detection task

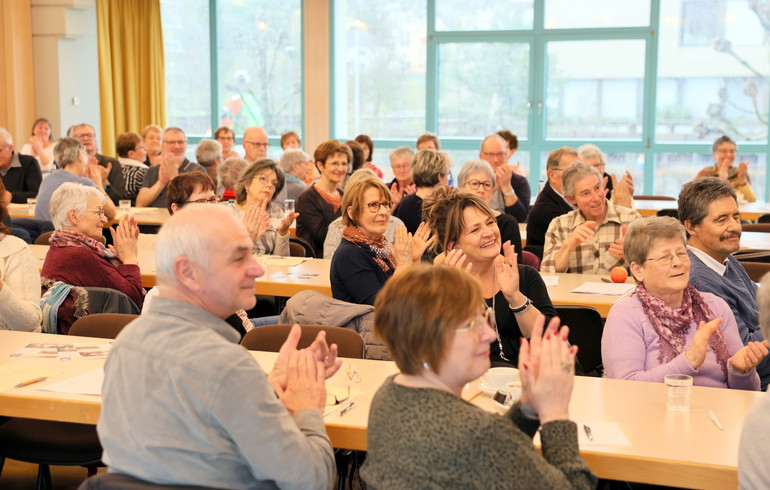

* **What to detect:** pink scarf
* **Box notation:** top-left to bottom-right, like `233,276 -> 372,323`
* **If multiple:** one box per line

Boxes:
49,230 -> 122,268
634,284 -> 730,378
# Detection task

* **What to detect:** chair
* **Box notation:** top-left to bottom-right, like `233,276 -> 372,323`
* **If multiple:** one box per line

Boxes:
79,472 -> 219,489
241,324 -> 365,359
289,236 -> 315,258
657,208 -> 679,219
741,223 -> 770,233
758,214 -> 770,224
520,250 -> 540,271
555,305 -> 604,377
288,240 -> 306,257
34,231 -> 54,245
633,195 -> 676,201
738,262 -> 770,282
69,313 -> 138,339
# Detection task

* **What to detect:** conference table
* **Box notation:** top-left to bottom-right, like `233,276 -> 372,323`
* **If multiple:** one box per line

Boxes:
0,330 -> 761,489
636,199 -> 770,221
8,203 -> 171,228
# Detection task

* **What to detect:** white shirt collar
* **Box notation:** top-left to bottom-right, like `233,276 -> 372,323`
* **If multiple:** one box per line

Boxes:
687,245 -> 727,276
118,157 -> 147,168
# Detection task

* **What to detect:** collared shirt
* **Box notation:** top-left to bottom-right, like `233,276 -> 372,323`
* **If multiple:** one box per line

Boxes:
687,245 -> 727,276
541,201 -> 641,275
0,151 -> 21,177
98,296 -> 334,489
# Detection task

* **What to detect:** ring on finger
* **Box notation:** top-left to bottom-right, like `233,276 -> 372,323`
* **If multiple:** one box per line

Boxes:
560,361 -> 573,373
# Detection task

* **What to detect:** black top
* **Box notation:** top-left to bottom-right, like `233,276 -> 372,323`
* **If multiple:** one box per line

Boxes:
504,173 -> 531,223
486,265 -> 556,367
495,213 -> 522,257
330,238 -> 394,306
2,152 -> 41,203
394,193 -> 423,234
525,182 -> 573,258
296,185 -> 343,258
97,154 -> 128,204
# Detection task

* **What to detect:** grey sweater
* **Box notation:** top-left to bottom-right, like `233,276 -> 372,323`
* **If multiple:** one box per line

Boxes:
361,376 -> 597,489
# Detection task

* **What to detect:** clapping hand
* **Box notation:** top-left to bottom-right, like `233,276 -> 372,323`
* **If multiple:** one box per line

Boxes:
278,212 -> 299,237
390,225 -> 413,268
410,222 -> 434,261
686,318 -> 722,369
730,340 -> 769,374
243,201 -> 269,242
496,241 -> 520,304
443,247 -> 473,272
608,224 -> 627,259
108,214 -> 139,264
270,324 -> 342,396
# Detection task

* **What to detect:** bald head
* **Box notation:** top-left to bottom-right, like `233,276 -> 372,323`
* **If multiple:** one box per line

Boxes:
243,126 -> 269,162
479,135 -> 507,168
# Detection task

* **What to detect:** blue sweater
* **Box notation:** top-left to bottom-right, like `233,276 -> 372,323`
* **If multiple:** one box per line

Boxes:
688,252 -> 769,390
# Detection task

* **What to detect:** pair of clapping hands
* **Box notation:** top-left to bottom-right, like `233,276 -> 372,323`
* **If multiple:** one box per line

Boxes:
685,318 -> 769,373
390,222 -> 434,267
567,223 -> 628,260
242,201 -> 300,242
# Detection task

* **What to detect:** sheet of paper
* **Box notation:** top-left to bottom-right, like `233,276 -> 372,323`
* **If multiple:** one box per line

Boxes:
39,369 -> 104,396
323,387 -> 364,416
269,257 -> 309,266
533,421 -> 631,447
541,276 -> 560,287
0,365 -> 62,392
9,342 -> 112,360
570,282 -> 635,296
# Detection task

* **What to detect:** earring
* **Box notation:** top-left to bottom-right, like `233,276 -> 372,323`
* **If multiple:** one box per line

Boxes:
422,361 -> 430,371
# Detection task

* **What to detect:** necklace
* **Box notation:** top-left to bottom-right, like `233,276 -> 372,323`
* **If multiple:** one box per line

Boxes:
486,267 -> 510,362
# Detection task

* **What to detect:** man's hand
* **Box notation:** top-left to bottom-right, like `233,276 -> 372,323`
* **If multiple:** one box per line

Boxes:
494,163 -> 513,195
158,153 -> 180,185
566,221 -> 597,250
278,349 -> 327,414
608,224 -> 628,259
269,325 -> 342,394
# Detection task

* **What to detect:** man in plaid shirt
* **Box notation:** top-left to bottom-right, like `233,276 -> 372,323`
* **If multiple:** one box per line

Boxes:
541,162 -> 641,275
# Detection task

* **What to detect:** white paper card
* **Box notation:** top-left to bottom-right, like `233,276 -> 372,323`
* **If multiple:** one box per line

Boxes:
570,282 -> 635,296
541,276 -> 560,287
533,421 -> 631,447
39,369 -> 104,396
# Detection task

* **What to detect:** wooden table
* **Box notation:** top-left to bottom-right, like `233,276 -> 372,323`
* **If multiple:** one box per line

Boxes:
542,272 -> 635,318
636,200 -> 770,221
9,203 -> 171,228
0,330 -> 760,489
741,231 -> 769,251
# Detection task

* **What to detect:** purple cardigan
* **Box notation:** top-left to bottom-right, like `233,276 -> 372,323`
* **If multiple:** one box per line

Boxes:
602,291 -> 759,391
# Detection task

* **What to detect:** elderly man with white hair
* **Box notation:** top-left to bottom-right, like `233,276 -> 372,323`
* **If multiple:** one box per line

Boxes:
278,148 -> 312,201
576,143 -> 634,208
95,205 -> 341,489
194,138 -> 224,189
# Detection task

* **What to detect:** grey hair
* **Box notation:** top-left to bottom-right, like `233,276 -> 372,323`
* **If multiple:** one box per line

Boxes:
0,127 -> 13,146
195,139 -> 223,167
623,216 -> 687,272
479,134 -> 506,152
562,161 -> 602,199
712,135 -> 736,153
389,146 -> 414,164
677,177 -> 737,237
49,182 -> 105,230
218,157 -> 248,190
577,144 -> 606,164
279,149 -> 312,173
53,137 -> 87,169
162,127 -> 186,142
759,273 -> 770,341
546,147 -> 578,172
457,160 -> 495,188
411,149 -> 452,188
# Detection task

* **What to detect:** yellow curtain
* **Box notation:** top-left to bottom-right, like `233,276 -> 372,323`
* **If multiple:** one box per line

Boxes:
96,0 -> 166,156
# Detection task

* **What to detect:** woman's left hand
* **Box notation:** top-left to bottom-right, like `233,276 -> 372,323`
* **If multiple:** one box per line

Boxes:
108,214 -> 139,265
410,222 -> 434,261
496,241 -> 521,304
243,201 -> 269,242
391,225 -> 413,268
730,340 -> 770,373
277,211 -> 299,236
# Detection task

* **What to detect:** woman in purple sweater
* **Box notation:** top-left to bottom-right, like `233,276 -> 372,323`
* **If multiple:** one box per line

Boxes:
602,216 -> 767,390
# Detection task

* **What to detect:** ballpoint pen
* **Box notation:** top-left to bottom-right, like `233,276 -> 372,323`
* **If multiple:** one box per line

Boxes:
339,401 -> 356,417
708,410 -> 724,431
15,376 -> 47,388
583,424 -> 593,441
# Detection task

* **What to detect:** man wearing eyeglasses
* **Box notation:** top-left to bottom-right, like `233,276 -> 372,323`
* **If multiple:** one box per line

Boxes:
71,123 -> 129,205
479,134 -> 530,223
242,126 -> 270,163
136,127 -> 204,208
525,147 -> 579,259
679,177 -> 770,390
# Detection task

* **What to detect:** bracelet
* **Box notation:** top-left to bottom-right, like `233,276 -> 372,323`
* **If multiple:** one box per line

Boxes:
503,188 -> 516,197
509,296 -> 531,313
728,359 -> 749,375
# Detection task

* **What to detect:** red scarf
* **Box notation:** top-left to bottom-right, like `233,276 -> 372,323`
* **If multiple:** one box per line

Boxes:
49,230 -> 122,268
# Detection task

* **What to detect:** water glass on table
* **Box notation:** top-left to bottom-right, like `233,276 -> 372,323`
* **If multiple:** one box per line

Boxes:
664,374 -> 693,411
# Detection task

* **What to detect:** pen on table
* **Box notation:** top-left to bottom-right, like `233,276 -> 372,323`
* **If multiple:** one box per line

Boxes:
339,402 -> 356,417
15,376 -> 47,388
583,424 -> 593,441
708,410 -> 724,431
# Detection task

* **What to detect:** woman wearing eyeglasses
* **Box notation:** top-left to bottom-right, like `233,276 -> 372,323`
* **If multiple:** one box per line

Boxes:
42,182 -> 144,308
361,264 -> 596,489
458,160 -> 522,257
602,217 -> 767,389
424,187 -> 556,367
234,159 -> 298,256
330,174 -> 430,306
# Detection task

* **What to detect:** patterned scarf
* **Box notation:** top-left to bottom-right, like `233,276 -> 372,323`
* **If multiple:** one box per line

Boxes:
342,224 -> 395,274
635,283 -> 730,378
49,230 -> 122,268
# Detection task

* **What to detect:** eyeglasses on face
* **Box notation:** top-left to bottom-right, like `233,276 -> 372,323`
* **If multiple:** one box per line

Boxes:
365,201 -> 392,213
455,307 -> 494,339
256,174 -> 278,188
244,141 -> 269,149
74,133 -> 95,140
326,161 -> 349,169
481,151 -> 506,159
86,207 -> 106,218
644,251 -> 690,266
466,180 -> 494,191
185,196 -> 221,204
164,140 -> 187,146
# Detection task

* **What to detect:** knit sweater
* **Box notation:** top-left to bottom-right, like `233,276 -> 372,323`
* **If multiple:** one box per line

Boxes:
361,376 -> 597,490
688,252 -> 769,390
0,234 -> 42,331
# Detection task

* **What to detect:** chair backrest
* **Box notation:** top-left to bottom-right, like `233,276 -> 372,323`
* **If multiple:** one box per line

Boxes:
520,250 -> 541,271
241,324 -> 365,359
657,208 -> 679,219
69,313 -> 138,339
758,214 -> 770,224
34,231 -> 54,245
288,241 -> 306,257
633,195 -> 676,201
742,223 -> 770,233
555,305 -> 604,376
734,250 -> 770,263
738,262 -> 770,282
289,237 -> 315,258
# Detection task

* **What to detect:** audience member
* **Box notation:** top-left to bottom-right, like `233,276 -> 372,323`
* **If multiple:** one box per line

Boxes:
42,182 -> 144,307
71,123 -> 128,204
395,149 -> 451,234
525,147 -> 578,259
141,124 -> 163,166
195,139 -> 224,186
602,217 -> 766,390
218,156 -> 248,201
214,126 -> 240,159
280,131 -> 302,150
697,135 -> 756,202
739,273 -> 770,488
0,127 -> 42,204
36,138 -> 117,222
297,140 -> 351,257
479,134 -> 530,223
576,143 -> 633,207
361,264 -> 596,489
424,187 -> 556,367
457,159 -> 522,256
542,162 -> 640,275
136,127 -> 204,208
345,139 -> 366,177
278,149 -> 312,201
496,129 -> 525,177
115,132 -> 148,201
387,146 -> 415,211
242,126 -> 269,163
416,132 -> 439,150
679,177 -> 770,390
234,158 -> 297,255
19,118 -> 56,175
354,134 -> 383,178
97,204 -> 340,489
0,178 -> 42,331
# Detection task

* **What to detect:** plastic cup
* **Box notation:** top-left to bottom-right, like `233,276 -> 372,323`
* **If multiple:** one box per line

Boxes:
119,200 -> 131,212
665,374 -> 693,412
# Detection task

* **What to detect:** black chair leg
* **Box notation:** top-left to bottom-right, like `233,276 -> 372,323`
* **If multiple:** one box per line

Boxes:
0,455 -> 4,478
36,463 -> 52,490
